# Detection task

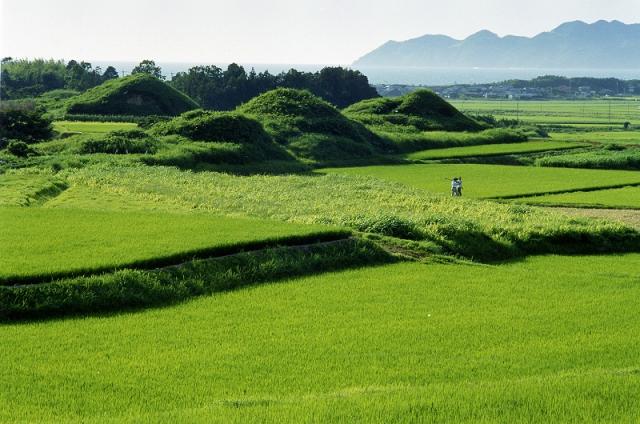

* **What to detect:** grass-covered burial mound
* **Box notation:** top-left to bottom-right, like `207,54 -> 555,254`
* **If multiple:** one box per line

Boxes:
66,74 -> 199,116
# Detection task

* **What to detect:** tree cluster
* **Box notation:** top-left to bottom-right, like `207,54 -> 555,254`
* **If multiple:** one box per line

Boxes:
0,100 -> 53,145
1,58 -> 119,99
169,64 -> 379,110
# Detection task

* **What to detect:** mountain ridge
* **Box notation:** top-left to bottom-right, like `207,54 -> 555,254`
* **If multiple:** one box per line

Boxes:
354,20 -> 640,68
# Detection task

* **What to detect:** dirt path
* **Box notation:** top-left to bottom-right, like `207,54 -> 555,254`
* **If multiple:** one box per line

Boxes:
552,207 -> 640,229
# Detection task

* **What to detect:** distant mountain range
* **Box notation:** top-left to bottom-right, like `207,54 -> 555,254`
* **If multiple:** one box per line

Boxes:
354,20 -> 640,69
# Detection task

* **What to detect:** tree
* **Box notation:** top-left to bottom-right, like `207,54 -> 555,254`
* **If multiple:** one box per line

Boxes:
132,60 -> 164,79
0,101 -> 53,144
315,67 -> 378,108
102,66 -> 119,81
65,60 -> 102,91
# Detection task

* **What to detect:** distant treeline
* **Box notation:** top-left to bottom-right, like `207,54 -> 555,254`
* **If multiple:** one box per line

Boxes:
506,75 -> 640,92
1,58 -> 379,109
170,64 -> 378,109
1,58 -> 119,98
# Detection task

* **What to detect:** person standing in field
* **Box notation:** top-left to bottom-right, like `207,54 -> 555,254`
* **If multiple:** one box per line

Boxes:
457,177 -> 463,197
451,177 -> 459,196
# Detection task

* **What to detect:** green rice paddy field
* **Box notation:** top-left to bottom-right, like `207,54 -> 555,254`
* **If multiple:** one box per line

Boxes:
0,207 -> 340,283
2,255 -> 639,422
4,96 -> 640,423
53,121 -> 138,135
321,163 -> 640,198
451,99 -> 640,125
405,140 -> 585,161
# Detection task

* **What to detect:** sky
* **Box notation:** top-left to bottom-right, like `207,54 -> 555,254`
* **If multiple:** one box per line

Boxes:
2,0 -> 639,65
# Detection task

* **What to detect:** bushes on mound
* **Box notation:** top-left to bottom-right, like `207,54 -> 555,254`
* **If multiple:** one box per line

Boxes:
238,88 -> 340,119
80,129 -> 158,154
237,88 -> 396,161
344,89 -> 485,132
66,74 -> 199,116
151,110 -> 272,144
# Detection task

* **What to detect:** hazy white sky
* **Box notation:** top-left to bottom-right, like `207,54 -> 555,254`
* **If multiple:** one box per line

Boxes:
2,0 -> 639,64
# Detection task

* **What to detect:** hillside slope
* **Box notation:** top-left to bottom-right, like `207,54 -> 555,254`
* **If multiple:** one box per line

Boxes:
66,74 -> 199,116
344,89 -> 483,132
237,88 -> 395,162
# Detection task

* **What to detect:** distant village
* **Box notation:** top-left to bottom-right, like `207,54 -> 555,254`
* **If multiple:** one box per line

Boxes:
376,76 -> 640,100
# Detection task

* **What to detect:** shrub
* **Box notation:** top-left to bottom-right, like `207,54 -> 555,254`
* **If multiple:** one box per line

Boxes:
80,129 -> 158,154
239,88 -> 340,119
344,90 -> 485,132
152,110 -> 271,144
0,101 -> 53,143
6,141 -> 36,157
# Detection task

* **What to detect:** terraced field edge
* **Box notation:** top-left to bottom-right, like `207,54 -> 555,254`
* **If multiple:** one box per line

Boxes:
0,238 -> 395,321
1,230 -> 351,287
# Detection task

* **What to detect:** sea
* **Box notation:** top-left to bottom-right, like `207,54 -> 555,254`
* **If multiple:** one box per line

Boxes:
93,61 -> 640,86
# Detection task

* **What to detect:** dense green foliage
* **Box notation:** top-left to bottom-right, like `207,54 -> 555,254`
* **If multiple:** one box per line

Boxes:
344,89 -> 485,132
237,88 -> 394,162
151,110 -> 271,144
536,147 -> 640,170
0,206 -> 344,284
2,255 -> 640,421
6,141 -> 36,157
131,59 -> 164,79
170,64 -> 378,110
78,129 -> 158,154
66,74 -> 199,116
0,101 -> 53,144
0,58 -> 118,99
